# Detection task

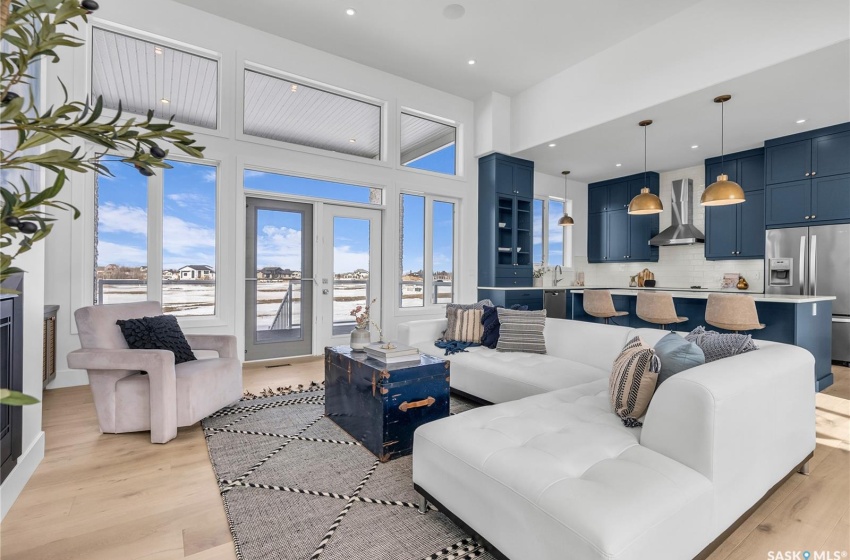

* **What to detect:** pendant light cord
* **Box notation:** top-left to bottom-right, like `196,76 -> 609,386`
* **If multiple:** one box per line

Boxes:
720,100 -> 725,170
643,123 -> 647,186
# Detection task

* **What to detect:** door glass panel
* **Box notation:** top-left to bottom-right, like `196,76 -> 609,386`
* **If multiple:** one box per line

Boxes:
332,217 -> 371,335
94,161 -> 148,305
400,194 -> 425,307
432,201 -> 454,304
255,209 -> 303,343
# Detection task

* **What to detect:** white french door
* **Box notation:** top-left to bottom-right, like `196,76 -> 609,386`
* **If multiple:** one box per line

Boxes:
318,205 -> 382,349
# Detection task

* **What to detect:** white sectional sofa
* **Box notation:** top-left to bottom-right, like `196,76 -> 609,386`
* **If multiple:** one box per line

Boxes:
399,317 -> 816,560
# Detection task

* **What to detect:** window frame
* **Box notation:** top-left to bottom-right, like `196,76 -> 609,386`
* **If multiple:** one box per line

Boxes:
92,153 -> 222,326
238,61 -> 389,166
397,191 -> 459,311
534,195 -> 573,268
86,21 -> 226,138
398,108 -> 461,179
241,165 -> 384,206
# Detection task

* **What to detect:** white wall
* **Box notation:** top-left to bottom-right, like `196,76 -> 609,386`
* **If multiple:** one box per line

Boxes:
44,0 -> 476,387
572,164 -> 765,291
474,92 -> 511,157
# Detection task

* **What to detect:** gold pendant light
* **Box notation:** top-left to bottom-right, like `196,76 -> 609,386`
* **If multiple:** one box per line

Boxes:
628,120 -> 663,215
702,95 -> 746,206
558,170 -> 574,226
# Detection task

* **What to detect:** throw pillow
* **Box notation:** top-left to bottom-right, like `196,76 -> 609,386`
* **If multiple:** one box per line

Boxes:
116,315 -> 197,364
443,299 -> 493,340
481,304 -> 529,349
653,332 -> 705,385
495,308 -> 546,354
446,308 -> 483,343
685,326 -> 758,363
609,336 -> 660,426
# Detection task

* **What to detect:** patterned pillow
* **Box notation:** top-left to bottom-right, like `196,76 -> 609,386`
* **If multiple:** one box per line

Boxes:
443,299 -> 493,340
609,336 -> 660,426
116,315 -> 196,365
445,308 -> 483,343
495,308 -> 546,354
481,304 -> 529,349
685,326 -> 758,363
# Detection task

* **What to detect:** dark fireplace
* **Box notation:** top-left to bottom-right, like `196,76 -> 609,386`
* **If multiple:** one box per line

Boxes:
1,273 -> 24,483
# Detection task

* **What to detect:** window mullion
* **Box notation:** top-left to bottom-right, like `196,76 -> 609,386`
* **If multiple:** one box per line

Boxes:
542,199 -> 549,266
423,196 -> 434,306
147,171 -> 164,304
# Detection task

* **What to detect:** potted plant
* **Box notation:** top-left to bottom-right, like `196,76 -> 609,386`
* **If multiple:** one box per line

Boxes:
532,266 -> 548,287
349,299 -> 377,351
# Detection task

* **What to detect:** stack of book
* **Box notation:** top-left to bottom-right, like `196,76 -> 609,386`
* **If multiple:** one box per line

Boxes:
364,342 -> 420,364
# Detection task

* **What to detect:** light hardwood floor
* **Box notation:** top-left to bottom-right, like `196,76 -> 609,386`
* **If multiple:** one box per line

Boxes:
1,362 -> 848,560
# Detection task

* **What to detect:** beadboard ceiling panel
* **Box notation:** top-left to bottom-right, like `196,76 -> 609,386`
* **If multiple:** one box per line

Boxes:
91,28 -> 218,129
243,70 -> 381,160
400,112 -> 455,165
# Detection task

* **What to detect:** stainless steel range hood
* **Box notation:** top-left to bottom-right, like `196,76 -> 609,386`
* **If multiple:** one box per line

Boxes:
649,178 -> 705,246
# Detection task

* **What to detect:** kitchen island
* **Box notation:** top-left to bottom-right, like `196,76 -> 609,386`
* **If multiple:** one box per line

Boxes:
565,288 -> 835,390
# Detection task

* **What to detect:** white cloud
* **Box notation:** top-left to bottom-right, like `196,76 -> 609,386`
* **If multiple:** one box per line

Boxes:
244,169 -> 265,179
202,169 -> 217,183
98,203 -> 147,235
256,225 -> 303,269
166,192 -> 210,208
333,245 -> 369,273
96,241 -> 147,267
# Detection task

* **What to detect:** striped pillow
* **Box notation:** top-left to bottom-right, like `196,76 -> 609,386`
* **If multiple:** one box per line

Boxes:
609,336 -> 660,426
443,299 -> 492,340
447,308 -> 483,343
495,308 -> 547,354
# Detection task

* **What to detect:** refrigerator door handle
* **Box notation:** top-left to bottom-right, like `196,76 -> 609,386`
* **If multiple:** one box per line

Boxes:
834,317 -> 850,323
797,235 -> 806,296
810,234 -> 817,296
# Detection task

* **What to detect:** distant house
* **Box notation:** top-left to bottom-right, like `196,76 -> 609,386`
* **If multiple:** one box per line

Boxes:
257,267 -> 291,279
434,271 -> 452,282
337,269 -> 369,280
162,269 -> 178,280
179,265 -> 215,280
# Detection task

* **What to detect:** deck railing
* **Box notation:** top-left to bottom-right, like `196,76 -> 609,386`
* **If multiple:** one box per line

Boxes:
269,282 -> 293,330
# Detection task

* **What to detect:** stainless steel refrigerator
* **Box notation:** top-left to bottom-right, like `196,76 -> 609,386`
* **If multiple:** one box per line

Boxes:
765,225 -> 850,363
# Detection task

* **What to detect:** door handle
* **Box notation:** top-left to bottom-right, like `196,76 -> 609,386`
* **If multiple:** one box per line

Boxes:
322,289 -> 329,294
810,234 -> 817,296
799,236 -> 806,295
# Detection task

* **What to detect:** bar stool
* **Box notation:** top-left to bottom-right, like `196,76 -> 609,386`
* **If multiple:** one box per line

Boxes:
583,290 -> 629,325
636,291 -> 688,330
705,293 -> 765,332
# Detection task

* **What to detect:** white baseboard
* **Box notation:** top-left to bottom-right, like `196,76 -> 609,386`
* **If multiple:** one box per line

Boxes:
0,431 -> 45,521
47,368 -> 89,389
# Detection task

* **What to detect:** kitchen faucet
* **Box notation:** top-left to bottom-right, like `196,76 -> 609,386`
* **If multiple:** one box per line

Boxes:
554,265 -> 563,285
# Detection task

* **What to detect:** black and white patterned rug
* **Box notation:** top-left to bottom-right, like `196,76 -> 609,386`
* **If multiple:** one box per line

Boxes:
202,385 -> 494,560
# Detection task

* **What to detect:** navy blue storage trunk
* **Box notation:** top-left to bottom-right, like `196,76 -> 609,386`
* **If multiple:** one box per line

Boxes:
324,346 -> 450,462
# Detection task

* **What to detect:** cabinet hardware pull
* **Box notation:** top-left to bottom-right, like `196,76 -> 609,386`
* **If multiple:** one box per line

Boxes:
805,216 -> 810,220
399,396 -> 435,412
805,172 -> 810,177
811,171 -> 816,176
811,215 -> 816,219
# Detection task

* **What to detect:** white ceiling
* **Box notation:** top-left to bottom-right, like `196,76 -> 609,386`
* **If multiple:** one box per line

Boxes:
517,42 -> 850,183
172,0 -> 702,100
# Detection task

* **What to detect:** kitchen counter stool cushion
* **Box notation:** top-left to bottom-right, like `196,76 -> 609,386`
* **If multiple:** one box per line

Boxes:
685,326 -> 758,363
653,332 -> 705,385
443,299 -> 493,340
116,314 -> 196,365
609,336 -> 660,425
496,308 -> 547,354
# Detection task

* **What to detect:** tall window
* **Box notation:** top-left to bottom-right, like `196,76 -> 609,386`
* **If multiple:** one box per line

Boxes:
532,197 -> 570,267
400,112 -> 457,175
95,159 -> 218,317
400,194 -> 456,308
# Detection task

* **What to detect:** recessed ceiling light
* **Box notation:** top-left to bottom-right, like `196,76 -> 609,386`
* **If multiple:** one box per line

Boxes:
615,163 -> 622,167
160,98 -> 170,104
443,4 -> 466,19
467,59 -> 476,65
345,8 -> 356,16
796,119 -> 806,124
154,46 -> 163,55
349,138 -> 356,143
290,84 -> 298,93
691,145 -> 699,149
548,143 -> 556,148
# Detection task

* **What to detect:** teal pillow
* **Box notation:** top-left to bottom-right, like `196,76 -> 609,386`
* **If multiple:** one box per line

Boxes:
653,332 -> 705,385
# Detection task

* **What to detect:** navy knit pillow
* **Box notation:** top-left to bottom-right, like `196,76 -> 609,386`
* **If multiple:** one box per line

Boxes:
116,315 -> 197,365
480,304 -> 528,349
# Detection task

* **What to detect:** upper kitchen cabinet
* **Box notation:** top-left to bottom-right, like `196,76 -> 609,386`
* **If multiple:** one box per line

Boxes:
478,153 -> 534,287
765,123 -> 850,228
587,172 -> 659,263
704,148 -> 766,259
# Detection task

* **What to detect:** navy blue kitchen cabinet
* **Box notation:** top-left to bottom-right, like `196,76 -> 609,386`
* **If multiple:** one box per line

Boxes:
325,346 -> 450,462
765,123 -> 850,228
479,153 -> 534,288
704,148 -> 765,260
587,172 -> 659,263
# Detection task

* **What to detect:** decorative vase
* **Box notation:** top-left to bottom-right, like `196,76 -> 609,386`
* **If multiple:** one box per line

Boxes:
350,326 -> 370,351
737,276 -> 749,290
533,277 -> 543,287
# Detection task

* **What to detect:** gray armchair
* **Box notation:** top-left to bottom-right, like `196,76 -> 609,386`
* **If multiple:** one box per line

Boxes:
67,301 -> 242,443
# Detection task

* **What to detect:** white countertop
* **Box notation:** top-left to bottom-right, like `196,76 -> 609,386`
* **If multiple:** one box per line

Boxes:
568,288 -> 835,304
478,286 -> 571,291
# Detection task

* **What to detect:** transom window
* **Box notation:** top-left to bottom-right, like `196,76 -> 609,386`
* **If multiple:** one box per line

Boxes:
91,27 -> 219,129
243,69 -> 382,160
243,169 -> 382,205
400,112 -> 456,175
